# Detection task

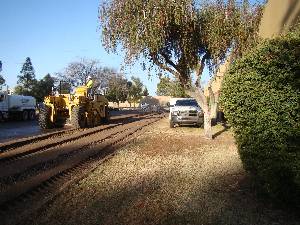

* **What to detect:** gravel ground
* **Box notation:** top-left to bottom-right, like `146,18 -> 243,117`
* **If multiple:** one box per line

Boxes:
23,118 -> 299,225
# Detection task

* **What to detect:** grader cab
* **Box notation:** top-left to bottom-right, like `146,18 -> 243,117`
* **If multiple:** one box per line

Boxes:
39,86 -> 109,129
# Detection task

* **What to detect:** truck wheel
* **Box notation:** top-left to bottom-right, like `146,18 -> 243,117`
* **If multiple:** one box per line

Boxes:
196,122 -> 203,128
71,106 -> 86,128
39,106 -> 53,129
29,110 -> 35,120
22,110 -> 29,121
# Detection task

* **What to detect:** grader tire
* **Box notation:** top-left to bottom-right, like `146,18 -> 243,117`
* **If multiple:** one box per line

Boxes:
71,106 -> 86,128
39,106 -> 53,129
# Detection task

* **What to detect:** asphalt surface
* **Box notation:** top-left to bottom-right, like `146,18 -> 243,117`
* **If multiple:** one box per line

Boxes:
0,110 -> 138,143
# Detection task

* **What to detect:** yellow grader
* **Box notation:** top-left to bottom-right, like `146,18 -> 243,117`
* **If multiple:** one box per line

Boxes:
39,86 -> 109,129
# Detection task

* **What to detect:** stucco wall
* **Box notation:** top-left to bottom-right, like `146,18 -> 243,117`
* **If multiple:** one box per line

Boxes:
259,0 -> 300,38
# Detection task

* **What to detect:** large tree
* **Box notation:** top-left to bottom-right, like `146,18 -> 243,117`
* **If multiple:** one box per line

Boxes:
100,0 -> 263,138
17,57 -> 36,93
128,76 -> 144,107
106,73 -> 129,107
31,74 -> 56,102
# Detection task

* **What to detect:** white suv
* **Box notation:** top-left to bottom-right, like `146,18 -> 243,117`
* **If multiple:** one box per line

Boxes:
169,98 -> 204,128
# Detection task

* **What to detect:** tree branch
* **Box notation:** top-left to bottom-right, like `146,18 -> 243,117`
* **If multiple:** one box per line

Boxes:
151,53 -> 180,79
160,52 -> 179,71
195,53 -> 209,87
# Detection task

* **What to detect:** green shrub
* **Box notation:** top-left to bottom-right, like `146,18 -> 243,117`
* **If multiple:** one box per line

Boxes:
220,28 -> 300,206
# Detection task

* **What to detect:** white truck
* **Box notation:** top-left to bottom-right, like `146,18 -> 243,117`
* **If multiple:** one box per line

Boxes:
0,92 -> 36,121
169,98 -> 204,128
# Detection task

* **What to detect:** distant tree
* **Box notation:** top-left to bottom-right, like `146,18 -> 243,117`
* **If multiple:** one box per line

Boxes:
53,72 -> 72,94
94,66 -> 116,93
17,57 -> 36,92
106,73 -> 129,107
14,85 -> 29,95
31,74 -> 55,102
156,76 -> 187,97
128,76 -> 144,107
0,60 -> 5,89
142,87 -> 149,96
61,58 -> 113,93
0,75 -> 5,89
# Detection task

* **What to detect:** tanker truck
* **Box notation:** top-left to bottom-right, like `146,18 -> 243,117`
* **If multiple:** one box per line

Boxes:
0,92 -> 36,121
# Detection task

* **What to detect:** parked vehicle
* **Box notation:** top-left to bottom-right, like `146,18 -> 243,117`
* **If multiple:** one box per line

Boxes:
39,86 -> 109,129
169,98 -> 204,128
0,92 -> 36,121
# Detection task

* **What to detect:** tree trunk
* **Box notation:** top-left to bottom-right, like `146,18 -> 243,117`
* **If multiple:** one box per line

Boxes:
186,89 -> 213,139
209,89 -> 219,124
203,110 -> 212,139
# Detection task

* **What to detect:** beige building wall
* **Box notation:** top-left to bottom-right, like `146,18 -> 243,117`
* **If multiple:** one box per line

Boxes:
204,58 -> 230,97
205,0 -> 300,97
259,0 -> 300,38
109,96 -> 172,108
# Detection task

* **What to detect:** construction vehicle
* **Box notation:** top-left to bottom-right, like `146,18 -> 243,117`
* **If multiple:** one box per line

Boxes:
0,91 -> 36,121
39,86 -> 109,129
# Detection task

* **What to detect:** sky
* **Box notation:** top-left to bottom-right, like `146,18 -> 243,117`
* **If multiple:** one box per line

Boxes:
0,0 -> 160,95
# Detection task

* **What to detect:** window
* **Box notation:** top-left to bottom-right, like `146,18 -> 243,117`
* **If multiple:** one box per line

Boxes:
175,99 -> 199,107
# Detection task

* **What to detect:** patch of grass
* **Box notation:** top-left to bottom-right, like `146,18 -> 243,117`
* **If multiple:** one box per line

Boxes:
24,118 -> 299,225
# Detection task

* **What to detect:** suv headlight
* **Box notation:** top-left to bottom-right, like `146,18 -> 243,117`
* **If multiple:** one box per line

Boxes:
198,111 -> 204,116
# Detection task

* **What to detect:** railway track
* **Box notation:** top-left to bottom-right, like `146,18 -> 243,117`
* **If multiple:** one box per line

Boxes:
0,113 -> 163,225
0,113 -> 140,153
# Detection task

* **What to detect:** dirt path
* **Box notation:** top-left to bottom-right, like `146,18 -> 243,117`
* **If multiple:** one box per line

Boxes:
24,118 -> 299,225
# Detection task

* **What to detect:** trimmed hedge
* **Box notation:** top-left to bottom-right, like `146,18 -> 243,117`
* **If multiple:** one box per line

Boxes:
220,28 -> 300,206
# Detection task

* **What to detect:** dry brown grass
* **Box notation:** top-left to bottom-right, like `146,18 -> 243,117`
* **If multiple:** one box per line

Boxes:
24,118 -> 299,225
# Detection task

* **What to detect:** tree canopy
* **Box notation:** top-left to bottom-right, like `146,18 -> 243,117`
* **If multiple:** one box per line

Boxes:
60,58 -> 113,93
106,73 -> 129,105
156,76 -> 187,97
128,76 -> 144,105
100,0 -> 263,86
100,0 -> 263,138
0,75 -> 5,87
32,74 -> 55,102
17,57 -> 36,90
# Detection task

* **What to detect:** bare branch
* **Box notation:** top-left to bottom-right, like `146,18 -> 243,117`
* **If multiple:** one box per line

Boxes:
151,53 -> 180,79
160,52 -> 179,71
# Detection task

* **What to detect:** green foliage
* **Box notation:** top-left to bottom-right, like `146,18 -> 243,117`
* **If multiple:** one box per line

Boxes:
220,28 -> 300,206
106,73 -> 128,105
100,0 -> 263,85
15,73 -> 55,101
128,76 -> 144,105
0,74 -> 5,87
32,74 -> 55,102
18,57 -> 36,90
142,87 -> 149,96
156,76 -> 187,97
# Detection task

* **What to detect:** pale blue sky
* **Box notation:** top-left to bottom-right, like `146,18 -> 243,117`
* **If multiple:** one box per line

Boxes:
0,0 -> 159,95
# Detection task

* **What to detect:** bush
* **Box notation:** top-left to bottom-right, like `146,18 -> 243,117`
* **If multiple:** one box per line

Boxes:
220,28 -> 300,206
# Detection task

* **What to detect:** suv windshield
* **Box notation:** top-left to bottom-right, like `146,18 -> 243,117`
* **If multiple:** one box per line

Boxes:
175,99 -> 199,107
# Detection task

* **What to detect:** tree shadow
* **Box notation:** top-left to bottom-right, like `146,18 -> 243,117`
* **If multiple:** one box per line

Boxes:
212,122 -> 230,139
25,163 -> 300,225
